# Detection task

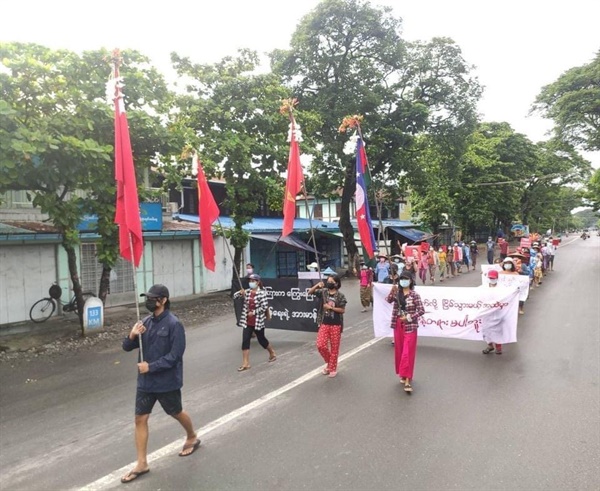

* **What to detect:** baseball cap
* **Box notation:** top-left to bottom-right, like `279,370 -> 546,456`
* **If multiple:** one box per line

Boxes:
140,284 -> 170,298
249,273 -> 261,280
487,270 -> 499,279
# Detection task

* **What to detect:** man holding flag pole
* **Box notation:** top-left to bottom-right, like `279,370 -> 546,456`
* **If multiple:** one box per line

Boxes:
111,52 -> 200,484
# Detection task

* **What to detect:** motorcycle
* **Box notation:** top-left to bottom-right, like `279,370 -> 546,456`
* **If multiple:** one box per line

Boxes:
581,233 -> 588,240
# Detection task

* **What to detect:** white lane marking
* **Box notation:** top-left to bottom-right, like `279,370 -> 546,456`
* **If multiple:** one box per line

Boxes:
79,336 -> 382,491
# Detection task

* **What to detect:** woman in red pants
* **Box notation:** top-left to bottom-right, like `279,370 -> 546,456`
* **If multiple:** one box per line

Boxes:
386,270 -> 425,393
308,275 -> 347,378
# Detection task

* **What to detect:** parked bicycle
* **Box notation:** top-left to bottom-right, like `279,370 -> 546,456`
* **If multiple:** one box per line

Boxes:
29,284 -> 96,323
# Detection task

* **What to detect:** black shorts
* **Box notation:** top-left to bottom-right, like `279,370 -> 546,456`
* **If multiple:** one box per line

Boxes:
135,389 -> 182,416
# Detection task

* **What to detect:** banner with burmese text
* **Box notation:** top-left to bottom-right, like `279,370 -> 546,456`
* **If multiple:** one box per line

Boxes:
372,284 -> 519,344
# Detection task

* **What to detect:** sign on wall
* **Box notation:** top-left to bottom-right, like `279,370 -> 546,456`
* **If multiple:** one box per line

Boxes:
77,202 -> 162,232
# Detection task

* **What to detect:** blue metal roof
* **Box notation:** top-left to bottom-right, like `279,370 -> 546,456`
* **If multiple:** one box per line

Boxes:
174,214 -> 341,233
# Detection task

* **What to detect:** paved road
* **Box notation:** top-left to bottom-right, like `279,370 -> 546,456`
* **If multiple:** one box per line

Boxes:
1,236 -> 598,490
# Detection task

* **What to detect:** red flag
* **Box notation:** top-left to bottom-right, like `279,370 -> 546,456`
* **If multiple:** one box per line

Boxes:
113,68 -> 143,267
194,154 -> 220,271
282,119 -> 304,237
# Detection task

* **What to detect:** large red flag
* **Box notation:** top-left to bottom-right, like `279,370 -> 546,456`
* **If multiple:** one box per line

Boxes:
113,68 -> 143,267
194,154 -> 220,271
282,119 -> 304,237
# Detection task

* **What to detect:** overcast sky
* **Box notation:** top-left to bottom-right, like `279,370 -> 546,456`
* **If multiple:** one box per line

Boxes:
2,0 -> 599,164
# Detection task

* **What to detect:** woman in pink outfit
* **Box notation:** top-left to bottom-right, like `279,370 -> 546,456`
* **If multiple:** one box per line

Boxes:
386,270 -> 425,393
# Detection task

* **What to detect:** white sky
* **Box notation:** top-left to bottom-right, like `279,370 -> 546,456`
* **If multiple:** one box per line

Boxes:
2,0 -> 599,165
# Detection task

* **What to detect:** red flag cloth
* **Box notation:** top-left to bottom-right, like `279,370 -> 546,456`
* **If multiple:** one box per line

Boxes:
195,155 -> 220,271
113,71 -> 143,267
282,119 -> 304,237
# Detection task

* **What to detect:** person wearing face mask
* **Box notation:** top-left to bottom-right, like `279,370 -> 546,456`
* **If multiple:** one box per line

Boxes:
308,275 -> 347,378
358,261 -> 373,312
234,274 -> 276,371
374,254 -> 390,283
500,257 -> 519,275
482,270 -> 503,354
386,270 -> 425,393
121,284 -> 200,483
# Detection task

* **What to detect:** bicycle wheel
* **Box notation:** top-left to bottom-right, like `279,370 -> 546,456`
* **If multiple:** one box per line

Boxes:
30,298 -> 56,323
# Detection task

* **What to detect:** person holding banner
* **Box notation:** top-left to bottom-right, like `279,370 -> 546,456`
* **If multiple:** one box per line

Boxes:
482,270 -> 503,354
234,274 -> 277,371
386,270 -> 425,393
308,275 -> 347,378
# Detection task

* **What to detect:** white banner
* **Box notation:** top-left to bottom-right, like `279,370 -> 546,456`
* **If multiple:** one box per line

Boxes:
373,284 -> 519,344
480,265 -> 530,301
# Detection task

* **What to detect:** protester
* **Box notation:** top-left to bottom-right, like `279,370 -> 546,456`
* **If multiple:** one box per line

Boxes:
548,239 -> 557,271
438,246 -> 447,282
469,240 -> 478,270
418,250 -> 429,285
428,246 -> 438,283
386,270 -> 425,393
308,275 -> 347,378
245,263 -> 255,277
405,249 -> 419,281
374,254 -> 390,283
234,274 -> 276,371
486,236 -> 495,264
121,284 -> 199,484
382,263 -> 400,285
499,238 -> 509,261
452,242 -> 463,274
358,261 -> 373,312
462,241 -> 470,272
482,270 -> 503,354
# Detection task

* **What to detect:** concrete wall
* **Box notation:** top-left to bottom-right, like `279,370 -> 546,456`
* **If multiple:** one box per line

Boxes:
0,244 -> 58,325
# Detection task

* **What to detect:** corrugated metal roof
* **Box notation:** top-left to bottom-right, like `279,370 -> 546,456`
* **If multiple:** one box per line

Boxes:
174,214 -> 341,233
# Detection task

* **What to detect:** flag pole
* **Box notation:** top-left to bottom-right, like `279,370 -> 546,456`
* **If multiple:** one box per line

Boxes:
128,232 -> 143,361
286,106 -> 323,281
216,216 -> 245,293
356,123 -> 386,257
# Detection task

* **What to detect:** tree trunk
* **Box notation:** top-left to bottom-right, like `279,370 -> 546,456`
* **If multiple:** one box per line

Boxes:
98,266 -> 111,304
339,160 -> 360,276
62,240 -> 85,335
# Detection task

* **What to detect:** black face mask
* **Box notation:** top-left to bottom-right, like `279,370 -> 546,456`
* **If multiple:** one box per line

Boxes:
145,298 -> 159,312
327,283 -> 336,290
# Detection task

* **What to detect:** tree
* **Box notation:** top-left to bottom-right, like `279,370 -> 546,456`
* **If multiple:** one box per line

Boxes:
0,43 -> 173,329
272,0 -> 481,268
533,50 -> 600,152
170,49 -> 319,282
585,167 -> 600,211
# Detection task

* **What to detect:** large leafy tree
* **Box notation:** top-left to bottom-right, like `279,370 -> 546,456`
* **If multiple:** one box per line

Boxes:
170,49 -> 319,282
272,0 -> 481,267
533,50 -> 600,152
0,43 -> 173,329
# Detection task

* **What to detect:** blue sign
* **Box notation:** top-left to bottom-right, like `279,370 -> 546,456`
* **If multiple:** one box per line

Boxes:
86,306 -> 102,328
77,202 -> 163,232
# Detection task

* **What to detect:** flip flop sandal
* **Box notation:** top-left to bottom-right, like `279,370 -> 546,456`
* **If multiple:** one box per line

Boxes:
121,469 -> 150,483
237,366 -> 251,371
268,354 -> 277,362
404,384 -> 413,393
482,347 -> 495,354
495,350 -> 503,355
179,439 -> 201,457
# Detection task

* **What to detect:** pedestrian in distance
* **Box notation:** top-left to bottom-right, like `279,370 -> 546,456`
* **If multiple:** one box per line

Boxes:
234,274 -> 277,371
427,246 -> 438,283
486,236 -> 496,264
358,261 -> 373,312
386,270 -> 425,393
437,246 -> 447,282
418,250 -> 429,285
482,270 -> 503,355
499,238 -> 509,261
308,274 -> 347,378
469,240 -> 478,270
121,284 -> 199,484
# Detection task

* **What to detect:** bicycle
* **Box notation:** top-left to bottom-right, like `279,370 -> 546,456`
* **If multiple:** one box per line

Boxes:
29,284 -> 96,323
